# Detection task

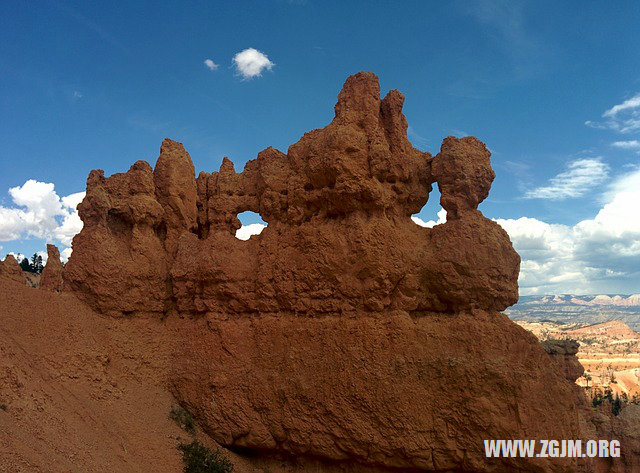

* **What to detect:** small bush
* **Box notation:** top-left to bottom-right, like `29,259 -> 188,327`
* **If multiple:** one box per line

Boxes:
0,403 -> 7,411
170,405 -> 195,434
178,440 -> 233,473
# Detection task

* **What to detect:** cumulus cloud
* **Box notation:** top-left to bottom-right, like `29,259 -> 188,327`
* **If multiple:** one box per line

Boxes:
0,180 -> 84,256
203,58 -> 218,71
60,247 -> 73,263
523,158 -> 609,200
496,167 -> 640,294
585,92 -> 640,133
235,223 -> 266,240
412,208 -> 447,228
232,48 -> 274,79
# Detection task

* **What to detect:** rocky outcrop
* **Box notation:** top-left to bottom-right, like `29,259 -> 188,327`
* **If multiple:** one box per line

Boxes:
63,155 -> 190,315
0,255 -> 26,285
172,311 -> 586,472
63,72 -> 595,471
542,339 -> 585,383
65,72 -> 519,317
40,244 -> 64,292
608,405 -> 640,472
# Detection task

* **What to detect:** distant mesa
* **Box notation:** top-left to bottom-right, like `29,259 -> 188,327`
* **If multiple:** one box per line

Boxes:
572,294 -> 640,307
523,293 -> 640,307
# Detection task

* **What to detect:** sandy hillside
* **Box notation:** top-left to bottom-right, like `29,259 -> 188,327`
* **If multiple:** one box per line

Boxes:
0,277 -> 385,473
0,277 -> 186,472
0,277 -> 272,473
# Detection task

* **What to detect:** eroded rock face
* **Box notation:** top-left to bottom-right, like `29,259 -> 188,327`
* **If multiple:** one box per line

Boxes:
40,244 -> 64,292
172,312 -> 586,472
542,339 -> 585,383
65,72 -> 519,317
64,145 -> 196,315
63,72 -> 595,471
0,255 -> 26,285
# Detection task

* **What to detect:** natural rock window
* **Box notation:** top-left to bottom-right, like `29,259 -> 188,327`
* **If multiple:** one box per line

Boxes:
235,211 -> 267,240
411,185 -> 447,228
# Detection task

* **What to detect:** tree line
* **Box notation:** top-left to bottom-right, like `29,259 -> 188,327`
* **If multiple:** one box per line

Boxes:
20,253 -> 44,274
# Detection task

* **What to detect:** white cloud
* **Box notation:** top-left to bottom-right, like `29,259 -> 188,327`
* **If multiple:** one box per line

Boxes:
8,252 -> 26,263
232,48 -> 274,79
235,223 -> 266,240
603,93 -> 640,118
0,207 -> 27,241
54,209 -> 83,246
0,180 -> 84,257
61,191 -> 84,210
586,92 -> 640,133
203,58 -> 219,71
611,140 -> 640,151
73,91 -> 83,99
412,208 -> 447,228
60,247 -> 72,263
497,167 -> 640,294
523,158 -> 608,200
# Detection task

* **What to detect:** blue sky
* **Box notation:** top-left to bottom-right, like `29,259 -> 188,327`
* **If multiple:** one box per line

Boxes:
1,0 -> 639,294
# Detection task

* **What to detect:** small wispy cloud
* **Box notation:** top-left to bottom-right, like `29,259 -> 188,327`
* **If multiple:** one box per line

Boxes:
611,140 -> 640,151
586,92 -> 640,134
458,0 -> 546,82
72,91 -> 83,99
203,58 -> 219,71
524,158 -> 609,200
450,129 -> 471,137
232,48 -> 274,79
604,94 -> 640,118
407,126 -> 429,147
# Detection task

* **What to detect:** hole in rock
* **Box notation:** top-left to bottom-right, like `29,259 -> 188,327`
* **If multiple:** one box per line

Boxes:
235,211 -> 268,240
411,184 -> 447,228
154,221 -> 167,241
106,209 -> 133,236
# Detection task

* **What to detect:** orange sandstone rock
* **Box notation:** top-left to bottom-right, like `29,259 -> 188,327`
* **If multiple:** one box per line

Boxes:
0,254 -> 26,285
40,244 -> 64,292
62,72 -> 596,471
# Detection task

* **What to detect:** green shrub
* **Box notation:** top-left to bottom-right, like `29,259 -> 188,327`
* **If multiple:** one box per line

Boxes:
170,405 -> 195,434
0,403 -> 7,411
178,440 -> 233,473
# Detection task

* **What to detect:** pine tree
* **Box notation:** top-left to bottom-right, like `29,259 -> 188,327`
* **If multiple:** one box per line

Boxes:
19,257 -> 30,272
30,253 -> 44,274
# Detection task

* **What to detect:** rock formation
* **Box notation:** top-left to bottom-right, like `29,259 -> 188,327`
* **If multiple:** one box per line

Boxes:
0,255 -> 26,285
542,339 -> 585,384
63,72 -> 596,471
65,72 -> 519,317
40,244 -> 64,292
